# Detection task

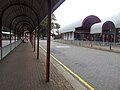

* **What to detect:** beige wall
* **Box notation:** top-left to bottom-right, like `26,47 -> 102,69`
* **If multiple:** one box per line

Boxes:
63,32 -> 74,40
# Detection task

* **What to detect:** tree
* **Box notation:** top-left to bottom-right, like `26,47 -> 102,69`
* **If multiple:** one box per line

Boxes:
55,23 -> 60,34
40,17 -> 48,40
40,13 -> 60,39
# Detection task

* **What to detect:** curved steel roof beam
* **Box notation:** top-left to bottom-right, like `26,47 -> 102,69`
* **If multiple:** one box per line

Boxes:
14,20 -> 33,31
0,2 -> 39,27
10,14 -> 36,31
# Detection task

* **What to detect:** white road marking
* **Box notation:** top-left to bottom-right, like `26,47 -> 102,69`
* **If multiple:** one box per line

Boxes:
56,46 -> 70,48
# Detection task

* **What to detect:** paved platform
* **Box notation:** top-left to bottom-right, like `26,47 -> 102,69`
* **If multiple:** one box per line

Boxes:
0,42 -> 75,90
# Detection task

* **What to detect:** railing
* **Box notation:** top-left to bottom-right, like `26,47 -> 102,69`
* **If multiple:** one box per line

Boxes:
0,40 -> 22,60
55,39 -> 120,52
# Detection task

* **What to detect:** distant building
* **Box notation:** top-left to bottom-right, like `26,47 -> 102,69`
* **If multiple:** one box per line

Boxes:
59,15 -> 101,40
59,14 -> 120,42
91,15 -> 120,42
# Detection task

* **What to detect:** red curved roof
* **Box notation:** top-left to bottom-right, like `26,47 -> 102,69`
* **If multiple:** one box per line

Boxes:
82,15 -> 101,27
102,21 -> 115,31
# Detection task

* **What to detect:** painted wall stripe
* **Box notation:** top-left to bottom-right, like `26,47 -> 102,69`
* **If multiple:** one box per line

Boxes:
40,45 -> 95,90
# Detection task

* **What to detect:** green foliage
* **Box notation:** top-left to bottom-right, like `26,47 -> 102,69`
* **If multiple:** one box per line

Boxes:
55,23 -> 60,29
40,13 -> 61,39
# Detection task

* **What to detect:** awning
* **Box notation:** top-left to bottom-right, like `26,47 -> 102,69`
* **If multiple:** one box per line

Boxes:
90,21 -> 115,34
59,15 -> 101,34
59,19 -> 83,33
103,14 -> 120,28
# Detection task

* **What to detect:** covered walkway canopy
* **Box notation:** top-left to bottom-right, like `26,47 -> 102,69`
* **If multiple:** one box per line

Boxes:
103,14 -> 120,28
75,15 -> 101,33
59,15 -> 101,40
91,14 -> 120,33
59,19 -> 83,33
90,21 -> 115,34
91,14 -> 120,34
0,0 -> 65,82
0,0 -> 64,33
59,15 -> 101,34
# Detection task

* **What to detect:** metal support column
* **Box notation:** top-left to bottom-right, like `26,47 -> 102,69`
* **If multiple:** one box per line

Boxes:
90,34 -> 93,47
31,33 -> 33,47
37,27 -> 39,59
0,17 -> 2,60
34,29 -> 36,52
30,33 -> 33,47
110,35 -> 112,50
114,29 -> 116,44
31,32 -> 34,50
10,28 -> 12,51
46,0 -> 51,82
31,33 -> 33,48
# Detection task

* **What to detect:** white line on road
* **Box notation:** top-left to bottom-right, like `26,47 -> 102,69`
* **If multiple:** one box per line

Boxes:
56,46 -> 70,48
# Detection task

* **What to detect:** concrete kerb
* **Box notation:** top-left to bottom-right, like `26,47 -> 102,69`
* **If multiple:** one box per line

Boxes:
50,55 -> 88,90
39,46 -> 89,90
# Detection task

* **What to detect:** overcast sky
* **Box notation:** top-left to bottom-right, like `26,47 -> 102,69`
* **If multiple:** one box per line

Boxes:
53,0 -> 120,27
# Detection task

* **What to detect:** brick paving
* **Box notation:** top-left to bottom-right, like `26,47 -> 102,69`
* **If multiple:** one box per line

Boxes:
0,42 -> 74,90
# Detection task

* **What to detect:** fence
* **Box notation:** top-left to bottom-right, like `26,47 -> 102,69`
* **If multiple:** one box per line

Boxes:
55,39 -> 120,52
0,40 -> 22,60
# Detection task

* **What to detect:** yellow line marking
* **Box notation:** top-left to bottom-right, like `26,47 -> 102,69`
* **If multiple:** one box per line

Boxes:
40,45 -> 95,90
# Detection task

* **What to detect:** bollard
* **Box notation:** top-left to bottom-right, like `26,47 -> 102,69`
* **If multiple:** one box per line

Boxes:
110,42 -> 112,50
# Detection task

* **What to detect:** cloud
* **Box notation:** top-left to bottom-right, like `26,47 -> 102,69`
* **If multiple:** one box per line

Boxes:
54,0 -> 120,27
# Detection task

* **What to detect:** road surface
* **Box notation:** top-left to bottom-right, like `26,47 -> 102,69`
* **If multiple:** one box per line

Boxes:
40,40 -> 120,90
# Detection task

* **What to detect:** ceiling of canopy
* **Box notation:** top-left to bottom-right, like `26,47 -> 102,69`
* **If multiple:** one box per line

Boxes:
0,0 -> 64,32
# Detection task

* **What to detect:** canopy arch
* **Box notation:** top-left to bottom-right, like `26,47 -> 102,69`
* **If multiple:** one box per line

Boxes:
5,10 -> 37,29
0,2 -> 39,26
82,15 -> 101,27
90,21 -> 115,34
17,23 -> 32,33
9,14 -> 36,33
14,20 -> 33,32
11,16 -> 35,30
